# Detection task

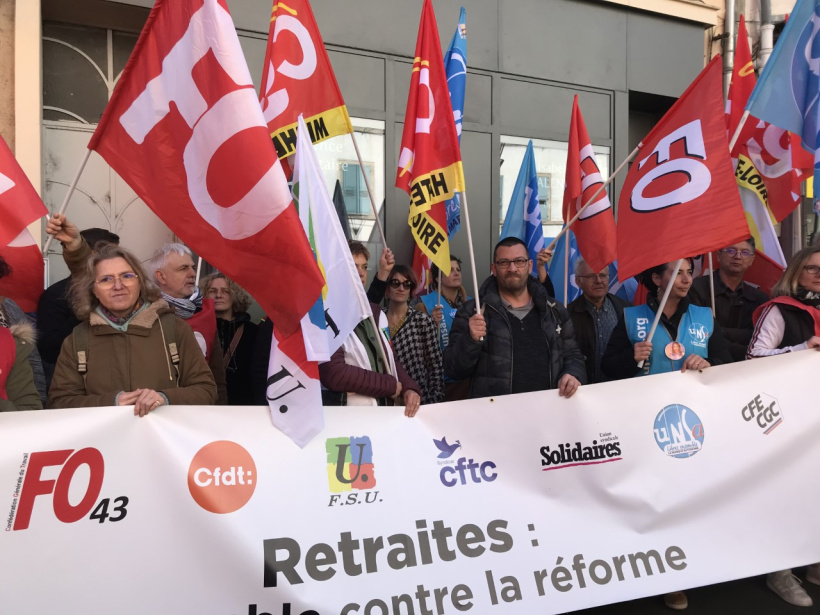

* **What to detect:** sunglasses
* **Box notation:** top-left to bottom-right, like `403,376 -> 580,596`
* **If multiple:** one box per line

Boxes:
389,279 -> 414,290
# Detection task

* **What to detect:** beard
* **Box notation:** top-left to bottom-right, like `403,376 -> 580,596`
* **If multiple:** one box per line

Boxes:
497,270 -> 529,293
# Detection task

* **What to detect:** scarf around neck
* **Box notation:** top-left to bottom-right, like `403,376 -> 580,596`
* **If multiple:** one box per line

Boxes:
162,288 -> 202,320
795,286 -> 820,309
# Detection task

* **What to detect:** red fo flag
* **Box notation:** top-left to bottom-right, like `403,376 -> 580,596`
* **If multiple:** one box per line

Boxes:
396,0 -> 466,276
616,56 -> 748,281
562,95 -> 617,272
0,136 -> 48,312
727,14 -> 812,222
259,0 -> 353,161
87,0 -> 323,336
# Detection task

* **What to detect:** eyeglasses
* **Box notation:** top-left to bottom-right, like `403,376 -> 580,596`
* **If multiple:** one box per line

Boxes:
721,248 -> 754,258
495,257 -> 529,269
389,279 -> 414,290
576,273 -> 610,282
803,265 -> 820,276
95,273 -> 139,288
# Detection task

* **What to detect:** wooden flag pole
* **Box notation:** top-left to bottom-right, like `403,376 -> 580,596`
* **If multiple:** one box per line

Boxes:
545,143 -> 642,253
437,269 -> 443,308
637,258 -> 684,370
563,232 -> 569,303
459,191 -> 482,315
707,253 -> 717,317
728,110 -> 750,154
42,149 -> 92,256
349,131 -> 388,248
195,256 -> 203,287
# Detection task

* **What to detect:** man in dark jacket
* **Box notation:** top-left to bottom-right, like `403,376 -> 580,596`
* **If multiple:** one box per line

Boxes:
444,237 -> 586,399
567,257 -> 630,384
689,238 -> 768,362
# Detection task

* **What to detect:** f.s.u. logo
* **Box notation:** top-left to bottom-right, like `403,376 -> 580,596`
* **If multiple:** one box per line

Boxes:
325,436 -> 377,493
631,120 -> 711,213
12,448 -> 128,530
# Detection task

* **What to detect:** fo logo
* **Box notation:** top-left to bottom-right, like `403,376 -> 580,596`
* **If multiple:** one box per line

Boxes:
326,436 -> 380,508
653,404 -> 704,459
187,441 -> 256,514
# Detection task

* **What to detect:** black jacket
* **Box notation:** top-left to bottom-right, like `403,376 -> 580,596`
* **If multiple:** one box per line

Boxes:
567,293 -> 631,384
688,273 -> 768,362
444,275 -> 586,398
215,312 -> 259,406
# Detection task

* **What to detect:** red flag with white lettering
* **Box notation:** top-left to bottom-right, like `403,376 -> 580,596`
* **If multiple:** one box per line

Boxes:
727,14 -> 812,223
396,0 -> 466,276
87,0 -> 322,337
562,96 -> 617,272
259,0 -> 354,161
616,56 -> 748,281
0,136 -> 48,311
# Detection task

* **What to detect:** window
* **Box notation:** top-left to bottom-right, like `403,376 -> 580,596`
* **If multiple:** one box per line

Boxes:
340,161 -> 374,215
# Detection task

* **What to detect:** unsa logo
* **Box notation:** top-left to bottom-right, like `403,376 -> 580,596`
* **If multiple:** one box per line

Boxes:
187,441 -> 257,514
653,404 -> 705,459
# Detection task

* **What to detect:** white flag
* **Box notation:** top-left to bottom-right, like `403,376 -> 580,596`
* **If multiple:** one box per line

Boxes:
291,114 -> 372,361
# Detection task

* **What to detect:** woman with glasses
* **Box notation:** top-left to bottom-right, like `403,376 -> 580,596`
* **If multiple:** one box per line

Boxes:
384,265 -> 445,405
199,273 -> 258,406
48,244 -> 217,413
747,246 -> 820,608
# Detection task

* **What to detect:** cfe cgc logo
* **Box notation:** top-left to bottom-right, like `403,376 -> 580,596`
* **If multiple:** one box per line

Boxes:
741,393 -> 783,435
188,441 -> 257,514
7,447 -> 128,531
653,404 -> 705,459
326,436 -> 380,508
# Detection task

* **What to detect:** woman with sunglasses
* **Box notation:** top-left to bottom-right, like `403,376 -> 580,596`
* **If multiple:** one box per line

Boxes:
385,265 -> 445,405
48,244 -> 217,413
747,246 -> 820,608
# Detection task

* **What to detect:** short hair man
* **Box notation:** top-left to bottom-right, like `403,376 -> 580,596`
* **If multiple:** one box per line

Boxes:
149,243 -> 228,403
689,238 -> 768,362
37,219 -> 120,388
567,257 -> 630,384
444,237 -> 586,399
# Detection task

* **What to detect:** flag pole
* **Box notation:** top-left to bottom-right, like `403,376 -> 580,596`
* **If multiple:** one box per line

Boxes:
637,258 -> 683,370
459,191 -> 481,315
707,253 -> 716,317
348,131 -> 388,248
563,231 -> 569,303
545,143 -> 641,252
437,269 -> 442,308
728,110 -> 750,154
42,149 -> 92,256
195,256 -> 203,287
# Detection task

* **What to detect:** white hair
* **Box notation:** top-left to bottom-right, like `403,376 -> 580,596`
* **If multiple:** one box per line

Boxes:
573,256 -> 587,278
149,243 -> 193,275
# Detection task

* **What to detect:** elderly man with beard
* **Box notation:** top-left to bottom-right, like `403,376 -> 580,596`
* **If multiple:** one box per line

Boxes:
444,237 -> 586,399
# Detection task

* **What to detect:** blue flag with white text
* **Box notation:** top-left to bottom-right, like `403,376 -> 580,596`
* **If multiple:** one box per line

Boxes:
443,7 -> 467,238
745,0 -> 820,201
500,140 -> 544,276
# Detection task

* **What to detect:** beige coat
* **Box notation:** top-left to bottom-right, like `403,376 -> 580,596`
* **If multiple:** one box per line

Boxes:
48,300 -> 217,408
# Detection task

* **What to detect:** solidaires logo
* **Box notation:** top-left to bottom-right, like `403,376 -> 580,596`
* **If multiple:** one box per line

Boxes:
187,441 -> 257,514
653,404 -> 704,459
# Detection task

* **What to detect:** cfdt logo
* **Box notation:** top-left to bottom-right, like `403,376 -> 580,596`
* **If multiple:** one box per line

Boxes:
433,436 -> 497,487
9,448 -> 128,531
741,393 -> 783,435
187,441 -> 257,514
653,404 -> 705,459
326,436 -> 380,508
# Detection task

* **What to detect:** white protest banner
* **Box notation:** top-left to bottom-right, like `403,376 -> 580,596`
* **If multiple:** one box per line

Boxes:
2,351 -> 819,614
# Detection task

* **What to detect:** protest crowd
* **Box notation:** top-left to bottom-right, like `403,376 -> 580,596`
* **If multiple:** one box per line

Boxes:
2,0 -> 820,612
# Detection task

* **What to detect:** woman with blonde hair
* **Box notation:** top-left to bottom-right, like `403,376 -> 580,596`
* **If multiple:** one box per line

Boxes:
199,273 -> 258,405
48,244 -> 217,413
748,245 -> 820,607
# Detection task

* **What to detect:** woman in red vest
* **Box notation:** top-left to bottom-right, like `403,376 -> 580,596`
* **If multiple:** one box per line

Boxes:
748,245 -> 820,608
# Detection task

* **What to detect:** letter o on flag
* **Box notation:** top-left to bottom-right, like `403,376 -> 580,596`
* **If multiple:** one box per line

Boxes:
183,88 -> 290,239
631,159 -> 711,212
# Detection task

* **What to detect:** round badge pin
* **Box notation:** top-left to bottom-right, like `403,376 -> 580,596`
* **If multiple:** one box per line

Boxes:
665,341 -> 685,360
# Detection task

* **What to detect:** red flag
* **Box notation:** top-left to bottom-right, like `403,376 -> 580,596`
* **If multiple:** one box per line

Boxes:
0,136 -> 48,312
0,230 -> 43,312
411,245 -> 433,296
562,95 -> 617,272
616,56 -> 748,281
396,0 -> 466,276
259,0 -> 354,161
727,15 -> 812,223
87,0 -> 322,337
